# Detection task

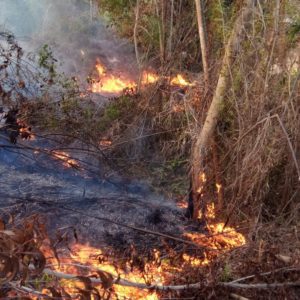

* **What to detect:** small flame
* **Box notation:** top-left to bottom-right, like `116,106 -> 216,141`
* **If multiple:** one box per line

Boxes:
206,202 -> 216,219
99,139 -> 112,147
92,62 -> 136,94
197,172 -> 207,194
216,183 -> 222,194
141,71 -> 160,85
52,151 -> 80,168
17,119 -> 35,140
183,253 -> 210,266
185,201 -> 246,251
170,74 -> 193,87
95,62 -> 106,75
176,199 -> 188,209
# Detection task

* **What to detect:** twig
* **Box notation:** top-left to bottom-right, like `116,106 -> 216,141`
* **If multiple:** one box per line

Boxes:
220,281 -> 300,289
229,267 -> 300,283
274,114 -> 300,181
230,294 -> 249,300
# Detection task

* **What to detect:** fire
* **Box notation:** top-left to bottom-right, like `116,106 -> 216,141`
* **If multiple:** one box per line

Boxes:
43,243 -> 161,300
206,202 -> 216,219
95,62 -> 106,75
92,62 -> 136,94
184,201 -> 246,256
197,172 -> 207,194
37,179 -> 245,299
17,119 -> 35,140
182,252 -> 210,267
170,74 -> 194,87
91,60 -> 194,94
141,71 -> 160,85
216,183 -> 222,194
176,199 -> 188,209
99,139 -> 112,147
52,151 -> 80,168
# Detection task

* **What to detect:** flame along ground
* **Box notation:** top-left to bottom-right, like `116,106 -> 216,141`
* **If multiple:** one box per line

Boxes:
21,67 -> 244,299
39,199 -> 246,300
52,150 -> 80,169
32,157 -> 245,299
91,61 -> 194,94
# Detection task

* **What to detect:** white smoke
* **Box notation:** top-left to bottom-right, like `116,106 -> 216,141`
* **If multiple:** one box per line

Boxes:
0,0 -> 137,80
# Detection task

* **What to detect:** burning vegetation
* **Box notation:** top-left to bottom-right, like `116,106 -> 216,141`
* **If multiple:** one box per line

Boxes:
0,203 -> 248,300
1,0 -> 300,298
91,60 -> 194,95
52,151 -> 80,169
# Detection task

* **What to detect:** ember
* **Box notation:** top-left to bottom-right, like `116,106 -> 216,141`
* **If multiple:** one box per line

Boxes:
99,139 -> 112,147
52,151 -> 80,168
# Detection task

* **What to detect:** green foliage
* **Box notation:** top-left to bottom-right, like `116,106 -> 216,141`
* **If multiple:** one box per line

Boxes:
95,95 -> 133,132
105,103 -> 121,120
207,0 -> 236,56
38,44 -> 57,80
287,20 -> 300,46
99,0 -> 135,37
219,262 -> 233,282
33,273 -> 54,290
286,1 -> 300,46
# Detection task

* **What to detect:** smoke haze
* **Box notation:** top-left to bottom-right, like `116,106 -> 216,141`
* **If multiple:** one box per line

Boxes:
0,0 -> 137,80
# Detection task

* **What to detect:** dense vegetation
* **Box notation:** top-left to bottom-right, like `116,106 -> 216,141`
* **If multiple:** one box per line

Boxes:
0,0 -> 299,299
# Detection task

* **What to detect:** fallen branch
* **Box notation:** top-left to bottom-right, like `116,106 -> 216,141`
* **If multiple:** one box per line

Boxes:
42,265 -> 300,292
42,266 -> 202,291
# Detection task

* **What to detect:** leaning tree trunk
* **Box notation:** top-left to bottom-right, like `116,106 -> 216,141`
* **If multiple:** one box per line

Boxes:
191,0 -> 255,219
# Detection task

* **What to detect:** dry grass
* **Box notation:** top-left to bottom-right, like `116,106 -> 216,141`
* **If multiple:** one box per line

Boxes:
210,3 -> 300,231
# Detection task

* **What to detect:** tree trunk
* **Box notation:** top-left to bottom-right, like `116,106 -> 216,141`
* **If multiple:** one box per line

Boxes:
195,0 -> 209,89
155,0 -> 165,64
167,0 -> 174,59
191,0 -> 255,219
134,0 -> 141,67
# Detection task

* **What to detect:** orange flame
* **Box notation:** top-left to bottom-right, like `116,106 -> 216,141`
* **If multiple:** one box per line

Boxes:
170,74 -> 194,87
17,119 -> 35,140
184,201 -> 246,259
91,60 -> 194,94
141,71 -> 160,85
52,151 -> 80,168
92,62 -> 136,94
99,139 -> 112,147
42,243 -> 161,300
39,175 -> 245,299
